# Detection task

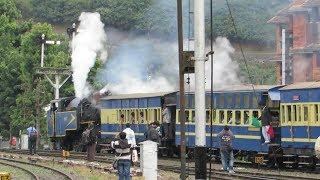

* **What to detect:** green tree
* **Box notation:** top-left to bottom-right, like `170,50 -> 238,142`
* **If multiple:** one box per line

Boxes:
95,0 -> 152,30
0,0 -> 21,20
30,0 -> 90,24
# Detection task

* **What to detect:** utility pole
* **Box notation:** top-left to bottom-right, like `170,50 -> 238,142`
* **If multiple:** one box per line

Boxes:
194,0 -> 207,179
36,29 -> 74,148
177,0 -> 187,179
38,34 -> 70,102
281,29 -> 286,85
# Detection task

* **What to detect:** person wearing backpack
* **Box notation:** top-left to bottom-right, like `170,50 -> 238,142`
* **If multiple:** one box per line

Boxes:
82,123 -> 97,162
27,122 -> 38,155
111,132 -> 133,180
217,125 -> 235,174
146,122 -> 160,143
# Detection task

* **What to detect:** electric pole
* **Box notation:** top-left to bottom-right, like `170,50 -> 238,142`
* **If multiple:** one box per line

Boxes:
194,0 -> 207,179
177,0 -> 187,179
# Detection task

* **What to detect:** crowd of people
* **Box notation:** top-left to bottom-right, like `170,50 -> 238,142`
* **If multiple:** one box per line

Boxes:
24,103 -> 275,178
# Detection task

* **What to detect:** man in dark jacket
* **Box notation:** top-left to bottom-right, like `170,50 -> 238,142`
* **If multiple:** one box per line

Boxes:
84,123 -> 97,162
259,102 -> 271,143
217,125 -> 235,173
146,122 -> 160,143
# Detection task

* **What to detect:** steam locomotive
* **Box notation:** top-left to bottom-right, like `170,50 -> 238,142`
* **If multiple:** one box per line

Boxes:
47,82 -> 320,167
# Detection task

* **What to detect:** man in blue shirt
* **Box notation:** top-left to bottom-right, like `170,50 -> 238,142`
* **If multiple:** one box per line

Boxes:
27,122 -> 38,155
217,125 -> 235,173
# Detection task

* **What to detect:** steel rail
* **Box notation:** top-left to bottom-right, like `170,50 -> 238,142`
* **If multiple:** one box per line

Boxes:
1,149 -> 319,179
0,157 -> 73,180
0,160 -> 39,180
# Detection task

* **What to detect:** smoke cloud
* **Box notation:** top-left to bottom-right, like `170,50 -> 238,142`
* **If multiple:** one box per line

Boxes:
185,37 -> 240,91
97,31 -> 240,95
97,36 -> 177,94
71,12 -> 107,99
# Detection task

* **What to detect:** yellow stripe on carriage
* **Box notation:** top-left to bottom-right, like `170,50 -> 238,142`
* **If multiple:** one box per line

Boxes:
175,132 -> 261,140
281,138 -> 317,143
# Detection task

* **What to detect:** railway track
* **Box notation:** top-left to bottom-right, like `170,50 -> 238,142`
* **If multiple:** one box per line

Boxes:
0,160 -> 39,180
1,149 -> 319,180
0,157 -> 73,180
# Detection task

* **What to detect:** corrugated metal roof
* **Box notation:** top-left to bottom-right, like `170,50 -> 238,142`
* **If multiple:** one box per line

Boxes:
279,81 -> 320,90
101,91 -> 176,100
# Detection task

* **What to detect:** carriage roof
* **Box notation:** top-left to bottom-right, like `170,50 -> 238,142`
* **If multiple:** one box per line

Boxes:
279,81 -> 320,90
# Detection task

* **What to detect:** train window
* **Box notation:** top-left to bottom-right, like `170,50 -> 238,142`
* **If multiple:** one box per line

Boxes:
206,97 -> 211,109
120,113 -> 125,124
244,111 -> 249,124
154,109 -> 158,122
296,105 -> 301,122
292,105 -> 296,122
226,94 -> 233,107
304,106 -> 308,121
185,110 -> 190,122
211,110 -> 216,123
252,96 -> 259,108
130,112 -> 135,124
235,95 -> 241,108
192,110 -> 195,123
281,105 -> 285,124
287,105 -> 292,122
227,111 -> 233,124
235,111 -> 241,125
243,95 -> 250,108
139,111 -> 145,123
219,111 -> 225,124
176,110 -> 180,123
253,111 -> 259,118
316,105 -> 319,122
219,95 -> 224,107
206,110 -> 210,123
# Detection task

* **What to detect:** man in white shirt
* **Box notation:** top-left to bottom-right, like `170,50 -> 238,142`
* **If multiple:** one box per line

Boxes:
122,123 -> 136,146
162,106 -> 171,139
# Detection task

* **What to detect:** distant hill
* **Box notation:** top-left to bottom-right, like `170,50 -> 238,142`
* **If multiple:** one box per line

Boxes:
15,0 -> 290,45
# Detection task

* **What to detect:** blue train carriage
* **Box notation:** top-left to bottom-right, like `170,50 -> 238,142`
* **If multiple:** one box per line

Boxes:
175,85 -> 282,162
47,97 -> 78,150
279,82 -> 320,167
99,91 -> 177,151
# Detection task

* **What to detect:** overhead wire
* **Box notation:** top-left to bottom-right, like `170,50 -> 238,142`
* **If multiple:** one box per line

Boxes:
224,0 -> 259,103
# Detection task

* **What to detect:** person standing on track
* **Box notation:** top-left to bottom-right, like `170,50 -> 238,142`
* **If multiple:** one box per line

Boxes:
27,122 -> 38,155
146,122 -> 161,143
218,125 -> 235,174
123,123 -> 136,146
82,123 -> 97,162
111,132 -> 133,180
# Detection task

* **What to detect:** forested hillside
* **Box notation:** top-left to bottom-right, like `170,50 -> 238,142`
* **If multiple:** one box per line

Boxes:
15,0 -> 290,44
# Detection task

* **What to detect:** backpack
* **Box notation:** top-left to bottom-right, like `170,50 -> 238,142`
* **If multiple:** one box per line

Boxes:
149,129 -> 159,142
29,127 -> 37,141
81,129 -> 91,145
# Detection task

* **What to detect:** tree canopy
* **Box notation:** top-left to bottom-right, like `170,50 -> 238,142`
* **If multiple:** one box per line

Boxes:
15,0 -> 290,43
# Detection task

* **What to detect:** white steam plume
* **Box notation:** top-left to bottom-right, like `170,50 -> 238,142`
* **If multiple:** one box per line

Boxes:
97,31 -> 239,95
186,37 -> 240,91
71,12 -> 107,99
97,36 -> 177,94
